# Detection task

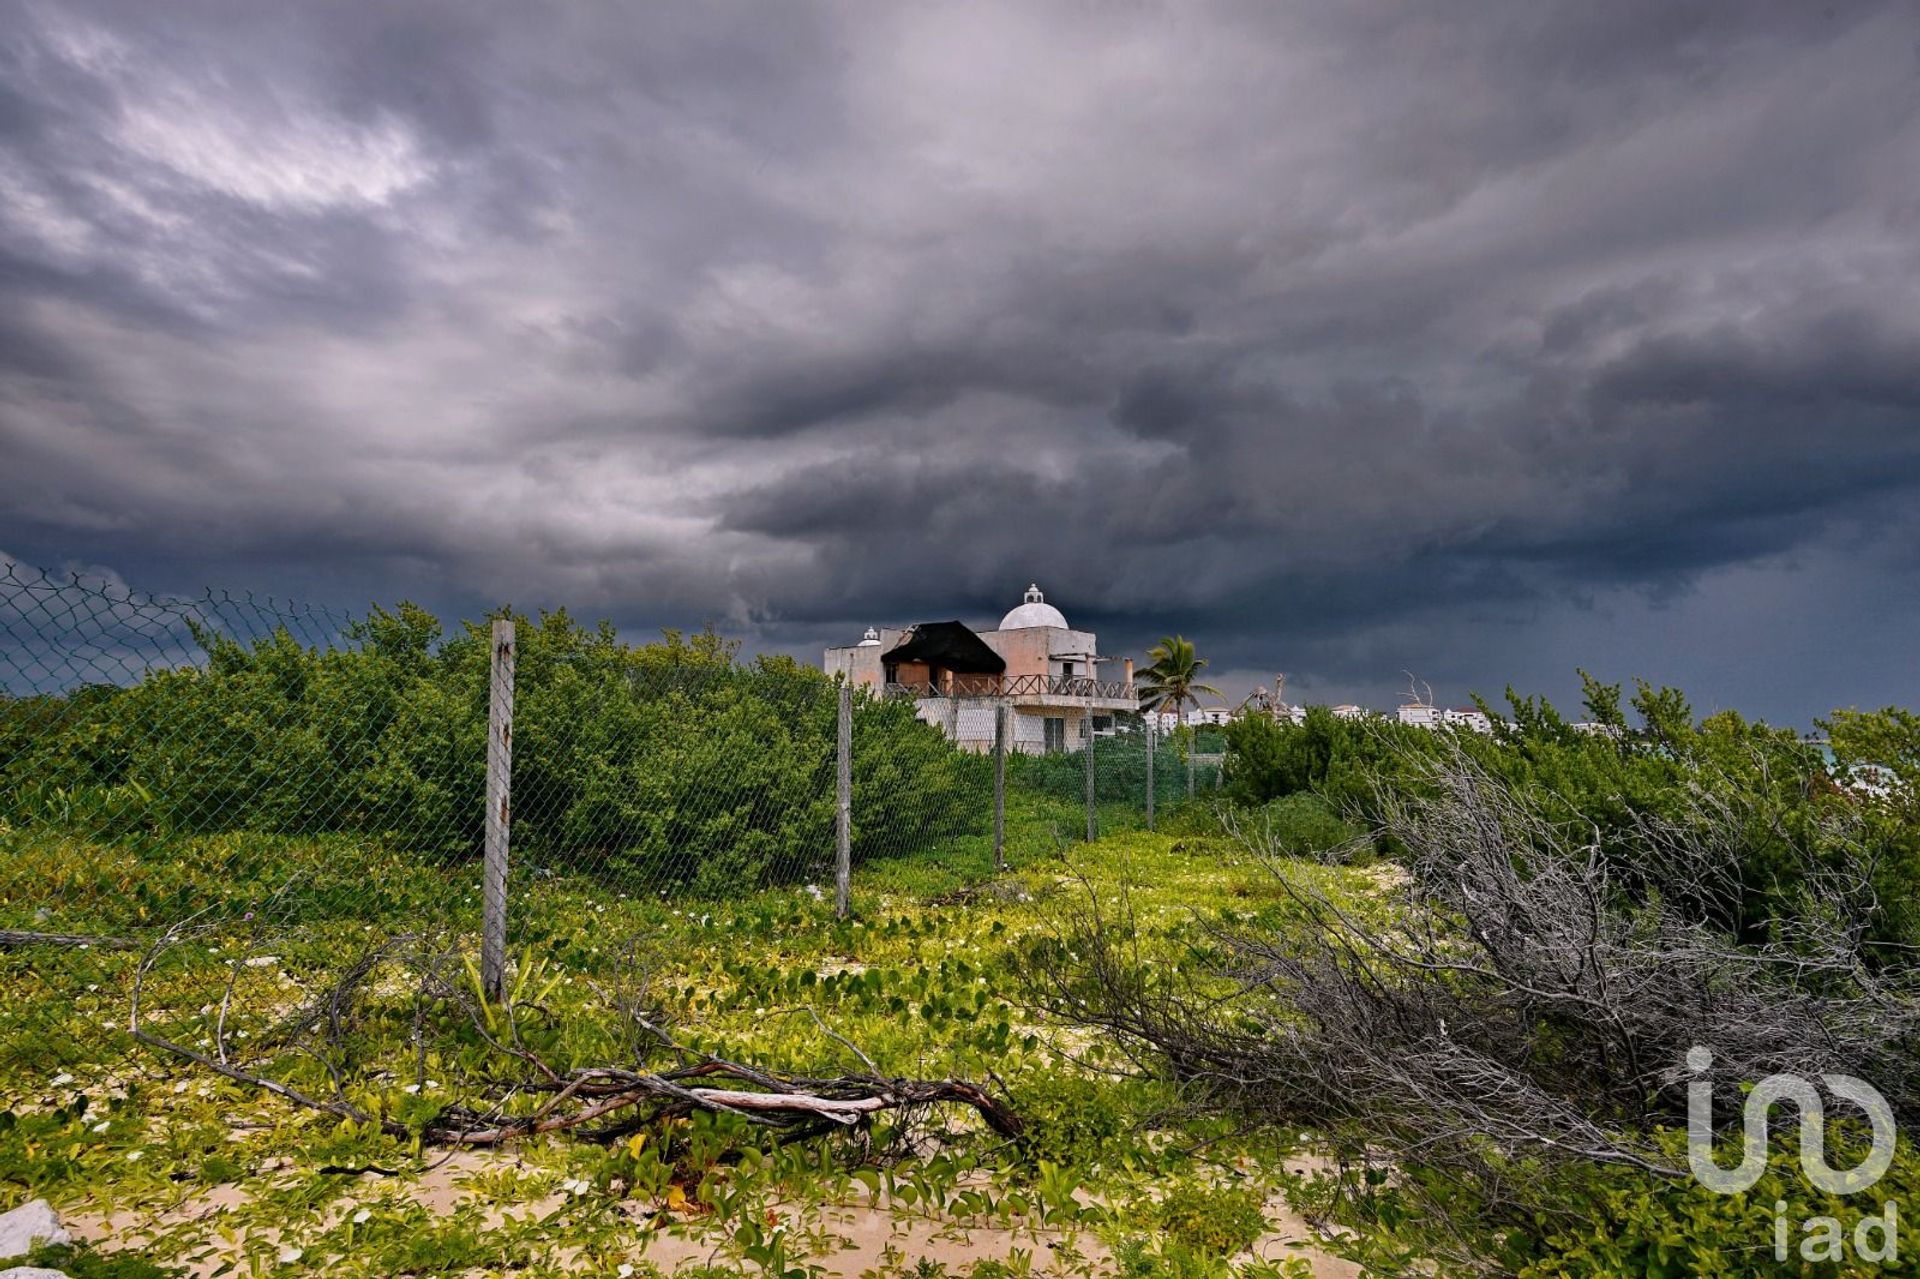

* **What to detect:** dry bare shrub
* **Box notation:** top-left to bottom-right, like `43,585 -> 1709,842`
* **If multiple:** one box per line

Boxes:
1020,744 -> 1920,1245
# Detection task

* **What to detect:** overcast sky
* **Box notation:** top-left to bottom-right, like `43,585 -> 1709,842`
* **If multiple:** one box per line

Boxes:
3,1 -> 1917,725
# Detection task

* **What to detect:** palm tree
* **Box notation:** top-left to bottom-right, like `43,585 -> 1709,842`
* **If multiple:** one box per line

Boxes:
1136,635 -> 1222,730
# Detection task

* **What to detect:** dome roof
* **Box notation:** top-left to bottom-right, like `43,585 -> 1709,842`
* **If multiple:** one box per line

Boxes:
998,583 -> 1068,631
856,626 -> 881,647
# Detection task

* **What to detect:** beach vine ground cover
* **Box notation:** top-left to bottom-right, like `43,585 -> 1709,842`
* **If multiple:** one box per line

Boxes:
0,825 -> 1369,1279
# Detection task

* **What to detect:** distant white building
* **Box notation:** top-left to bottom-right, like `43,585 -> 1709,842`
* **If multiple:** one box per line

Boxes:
1329,703 -> 1373,721
1396,703 -> 1445,730
1444,706 -> 1493,734
1143,706 -> 1234,732
1397,703 -> 1493,734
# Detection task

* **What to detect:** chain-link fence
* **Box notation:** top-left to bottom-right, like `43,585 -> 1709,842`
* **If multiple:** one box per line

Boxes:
0,560 -> 1224,1076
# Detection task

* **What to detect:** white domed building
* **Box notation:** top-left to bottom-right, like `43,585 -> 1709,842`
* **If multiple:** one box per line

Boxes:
823,584 -> 1137,753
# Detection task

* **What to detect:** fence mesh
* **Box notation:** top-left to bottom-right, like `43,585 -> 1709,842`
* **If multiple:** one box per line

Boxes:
0,560 -> 1226,1081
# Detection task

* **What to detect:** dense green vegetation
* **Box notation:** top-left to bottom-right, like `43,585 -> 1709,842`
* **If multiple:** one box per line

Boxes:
1221,674 -> 1920,951
0,607 -> 990,895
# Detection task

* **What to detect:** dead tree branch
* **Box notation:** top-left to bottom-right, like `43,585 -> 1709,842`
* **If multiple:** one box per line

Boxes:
125,925 -> 1020,1151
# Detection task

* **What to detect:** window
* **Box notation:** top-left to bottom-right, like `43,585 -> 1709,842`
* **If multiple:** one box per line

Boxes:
1092,715 -> 1113,734
1044,717 -> 1066,752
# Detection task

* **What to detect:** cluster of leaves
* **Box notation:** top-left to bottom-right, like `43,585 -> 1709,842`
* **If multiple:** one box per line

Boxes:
1221,673 -> 1920,949
1150,1182 -> 1269,1257
0,606 -> 989,895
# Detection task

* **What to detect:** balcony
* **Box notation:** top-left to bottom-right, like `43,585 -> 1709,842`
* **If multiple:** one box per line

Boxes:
885,673 -> 1136,703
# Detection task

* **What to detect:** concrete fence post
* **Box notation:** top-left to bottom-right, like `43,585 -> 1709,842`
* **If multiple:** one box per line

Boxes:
482,618 -> 515,1003
836,682 -> 852,919
993,702 -> 1007,872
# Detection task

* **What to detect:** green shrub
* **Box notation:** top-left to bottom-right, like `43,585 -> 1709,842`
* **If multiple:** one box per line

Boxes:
0,606 -> 990,894
1247,793 -> 1359,860
1008,1069 -> 1135,1169
1153,1181 -> 1269,1258
1520,1128 -> 1920,1279
1220,682 -> 1920,952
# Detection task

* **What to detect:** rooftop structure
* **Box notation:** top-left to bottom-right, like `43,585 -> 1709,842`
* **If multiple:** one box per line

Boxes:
998,583 -> 1069,632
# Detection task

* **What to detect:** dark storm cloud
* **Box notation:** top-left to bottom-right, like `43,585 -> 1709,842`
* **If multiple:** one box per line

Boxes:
2,0 -> 1918,723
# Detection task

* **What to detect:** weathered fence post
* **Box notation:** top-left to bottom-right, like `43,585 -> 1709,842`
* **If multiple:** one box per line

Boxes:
482,618 -> 515,1003
993,702 -> 1007,872
836,682 -> 852,919
1084,716 -> 1097,843
1145,717 -> 1156,832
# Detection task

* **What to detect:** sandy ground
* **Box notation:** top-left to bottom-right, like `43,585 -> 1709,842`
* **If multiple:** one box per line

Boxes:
67,1147 -> 1362,1277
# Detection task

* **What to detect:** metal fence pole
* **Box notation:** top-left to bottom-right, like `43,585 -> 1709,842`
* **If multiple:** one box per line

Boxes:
1145,718 -> 1156,832
836,682 -> 852,919
1084,715 -> 1097,843
1186,720 -> 1195,800
482,618 -> 515,1003
993,702 -> 1007,872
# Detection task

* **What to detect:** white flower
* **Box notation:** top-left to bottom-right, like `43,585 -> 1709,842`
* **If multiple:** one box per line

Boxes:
245,955 -> 279,968
92,1121 -> 110,1133
50,1073 -> 74,1087
402,1083 -> 421,1095
618,1266 -> 635,1277
352,1208 -> 372,1224
125,1150 -> 143,1162
278,1246 -> 303,1263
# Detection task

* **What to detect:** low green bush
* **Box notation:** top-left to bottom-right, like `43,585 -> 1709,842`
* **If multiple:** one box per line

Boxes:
1007,1069 -> 1136,1169
1247,792 -> 1360,860
1522,1128 -> 1920,1279
1153,1181 -> 1269,1257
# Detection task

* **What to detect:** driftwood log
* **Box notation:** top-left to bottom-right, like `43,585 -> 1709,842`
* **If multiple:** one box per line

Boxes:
131,1022 -> 1022,1146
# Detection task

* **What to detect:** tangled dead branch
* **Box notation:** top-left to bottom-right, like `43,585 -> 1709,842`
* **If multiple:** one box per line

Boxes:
125,925 -> 1019,1150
